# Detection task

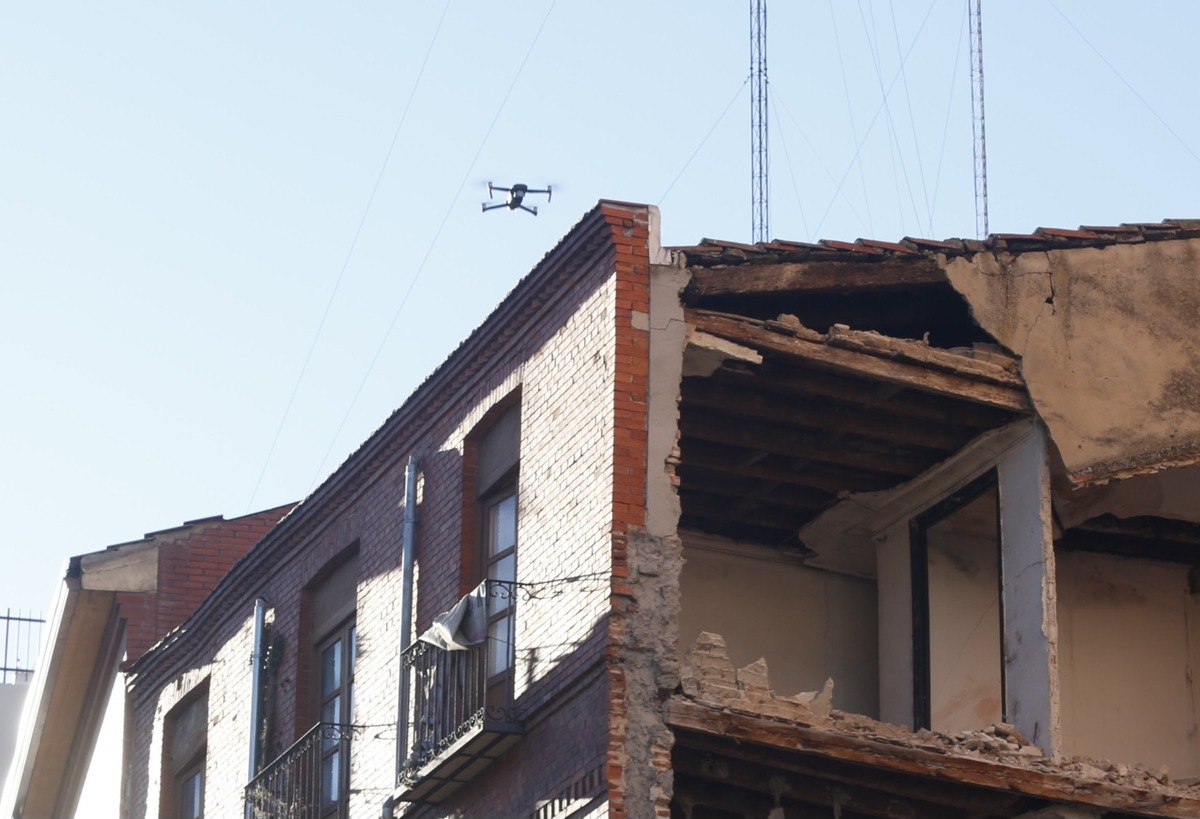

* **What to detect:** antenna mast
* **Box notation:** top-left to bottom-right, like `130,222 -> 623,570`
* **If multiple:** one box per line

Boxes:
969,0 -> 989,238
750,0 -> 769,243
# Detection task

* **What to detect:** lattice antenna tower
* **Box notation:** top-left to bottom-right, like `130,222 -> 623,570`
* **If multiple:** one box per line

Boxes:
750,0 -> 770,243
969,0 -> 989,238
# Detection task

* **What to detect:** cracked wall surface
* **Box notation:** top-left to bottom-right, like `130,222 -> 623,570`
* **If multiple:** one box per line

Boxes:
944,239 -> 1200,483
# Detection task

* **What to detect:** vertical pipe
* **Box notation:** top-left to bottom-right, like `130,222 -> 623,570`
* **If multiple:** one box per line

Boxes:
396,455 -> 419,779
247,596 -> 268,818
5,608 -> 12,683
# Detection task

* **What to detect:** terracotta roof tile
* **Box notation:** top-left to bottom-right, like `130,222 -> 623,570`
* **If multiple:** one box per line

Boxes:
699,238 -> 761,253
819,239 -> 883,254
857,239 -> 919,254
762,239 -> 827,251
903,236 -> 965,251
1079,224 -> 1140,234
670,218 -> 1200,267
1035,227 -> 1100,239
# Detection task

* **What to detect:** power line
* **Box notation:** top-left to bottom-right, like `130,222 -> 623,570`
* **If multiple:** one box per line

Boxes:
307,0 -> 561,493
657,79 -> 748,206
1046,0 -> 1200,169
246,0 -> 455,512
930,3 -> 970,237
813,0 -> 939,238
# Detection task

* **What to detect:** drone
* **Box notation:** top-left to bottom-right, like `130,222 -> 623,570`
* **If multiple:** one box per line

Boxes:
482,182 -> 552,216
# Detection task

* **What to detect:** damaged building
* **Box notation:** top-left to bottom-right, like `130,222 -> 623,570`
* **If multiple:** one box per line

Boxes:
15,203 -> 1200,819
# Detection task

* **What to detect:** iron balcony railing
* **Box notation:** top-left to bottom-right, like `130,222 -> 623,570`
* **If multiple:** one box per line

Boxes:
245,721 -> 357,819
398,579 -> 519,784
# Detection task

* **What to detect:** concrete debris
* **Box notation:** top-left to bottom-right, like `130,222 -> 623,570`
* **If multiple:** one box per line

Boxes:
679,631 -> 1200,800
680,631 -> 833,725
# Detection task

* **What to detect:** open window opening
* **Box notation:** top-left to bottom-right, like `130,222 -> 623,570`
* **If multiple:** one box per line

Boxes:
1051,467 -> 1200,779
909,470 -> 1003,733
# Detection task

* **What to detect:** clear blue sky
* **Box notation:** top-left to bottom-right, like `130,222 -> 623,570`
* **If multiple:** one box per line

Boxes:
2,1 -> 1198,623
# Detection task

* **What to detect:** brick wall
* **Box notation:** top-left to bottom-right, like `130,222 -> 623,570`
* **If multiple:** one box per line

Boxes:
118,506 -> 291,667
599,204 -> 662,819
124,203 -> 647,819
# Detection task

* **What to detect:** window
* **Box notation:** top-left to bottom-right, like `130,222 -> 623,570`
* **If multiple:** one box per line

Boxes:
483,487 -> 516,678
317,621 -> 355,814
910,471 -> 1003,733
161,682 -> 208,819
465,398 -> 520,700
179,765 -> 203,819
307,551 -> 358,818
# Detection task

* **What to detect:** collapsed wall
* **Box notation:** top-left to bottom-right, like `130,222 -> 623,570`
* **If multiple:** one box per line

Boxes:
944,237 -> 1200,484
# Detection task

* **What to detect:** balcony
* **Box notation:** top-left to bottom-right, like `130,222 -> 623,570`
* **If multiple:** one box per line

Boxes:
245,722 -> 356,819
394,579 -> 524,804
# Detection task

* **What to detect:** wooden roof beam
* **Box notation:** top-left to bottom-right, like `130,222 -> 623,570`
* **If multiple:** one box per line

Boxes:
681,411 -> 934,477
680,441 -> 902,495
674,736 -> 1030,818
708,364 -> 1016,430
675,746 -> 992,819
683,382 -> 975,451
688,309 -> 1029,413
685,257 -> 947,299
666,698 -> 1200,818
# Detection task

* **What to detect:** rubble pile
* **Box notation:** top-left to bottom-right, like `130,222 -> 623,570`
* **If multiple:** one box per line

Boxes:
680,631 -> 1200,798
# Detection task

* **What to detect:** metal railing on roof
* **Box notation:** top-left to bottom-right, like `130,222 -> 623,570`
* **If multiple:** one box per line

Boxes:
0,610 -> 43,685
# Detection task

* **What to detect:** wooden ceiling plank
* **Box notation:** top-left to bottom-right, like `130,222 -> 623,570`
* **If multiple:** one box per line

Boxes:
711,364 -> 1014,430
683,381 -> 972,451
686,259 -> 947,299
681,442 -> 901,495
676,464 -> 833,508
674,747 -> 972,819
678,491 -> 817,533
681,413 -> 933,477
674,731 -> 1030,818
673,775 -> 848,819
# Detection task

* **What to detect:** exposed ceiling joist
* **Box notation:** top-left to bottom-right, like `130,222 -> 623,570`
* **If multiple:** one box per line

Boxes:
685,258 -> 946,298
687,309 -> 1028,413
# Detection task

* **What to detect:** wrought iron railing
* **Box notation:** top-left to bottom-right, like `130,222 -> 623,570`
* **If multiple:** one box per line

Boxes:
398,579 -> 519,784
245,721 -> 357,819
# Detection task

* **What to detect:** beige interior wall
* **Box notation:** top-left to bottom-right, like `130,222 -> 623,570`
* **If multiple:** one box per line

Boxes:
678,541 -> 879,717
1057,550 -> 1200,777
927,518 -> 1003,733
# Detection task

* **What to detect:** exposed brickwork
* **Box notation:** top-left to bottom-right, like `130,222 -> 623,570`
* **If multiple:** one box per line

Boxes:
123,203 -> 649,819
116,505 -> 292,668
598,204 -> 668,819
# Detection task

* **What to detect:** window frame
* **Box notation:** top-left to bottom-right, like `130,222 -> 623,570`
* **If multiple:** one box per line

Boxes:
479,477 -> 518,679
909,469 -> 1005,731
314,617 -> 356,817
178,760 -> 204,819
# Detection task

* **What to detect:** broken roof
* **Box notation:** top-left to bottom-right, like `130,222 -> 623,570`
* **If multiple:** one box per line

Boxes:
670,218 -> 1200,546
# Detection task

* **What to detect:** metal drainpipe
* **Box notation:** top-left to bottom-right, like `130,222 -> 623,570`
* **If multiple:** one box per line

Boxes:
395,455 -> 419,784
246,596 -> 268,819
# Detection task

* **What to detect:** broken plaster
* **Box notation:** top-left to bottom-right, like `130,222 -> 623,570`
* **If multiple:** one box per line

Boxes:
944,239 -> 1200,485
